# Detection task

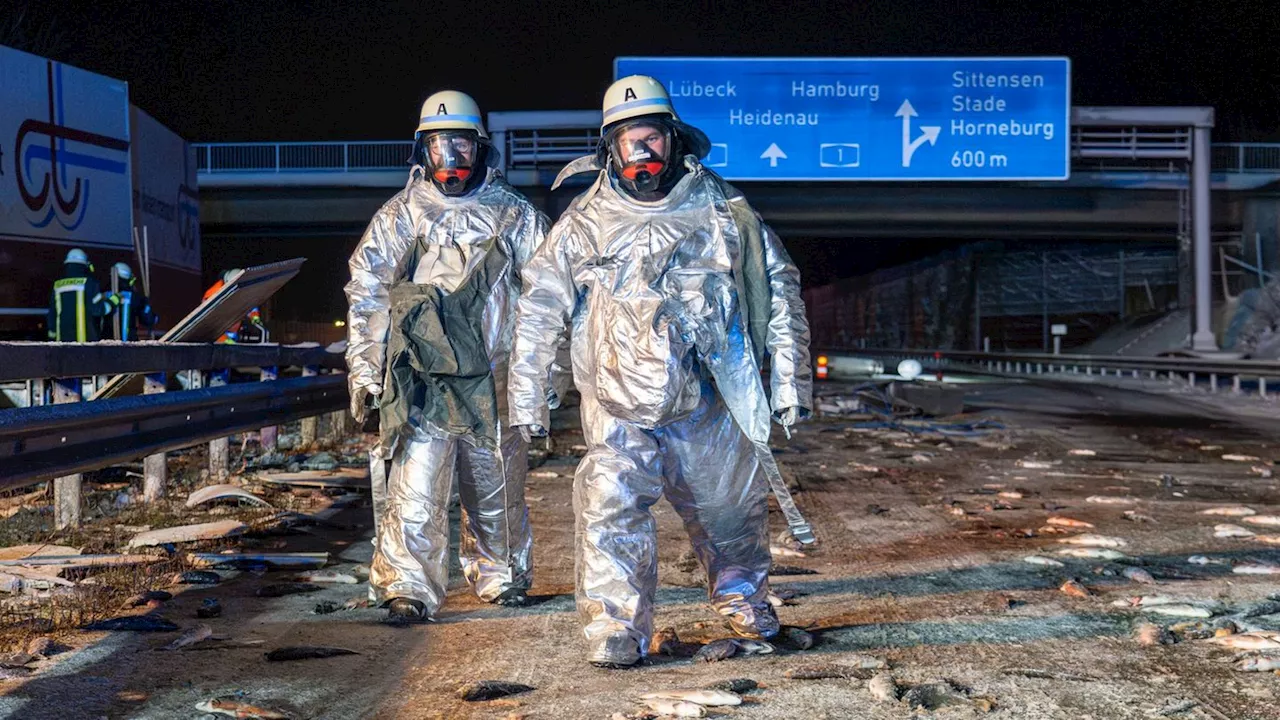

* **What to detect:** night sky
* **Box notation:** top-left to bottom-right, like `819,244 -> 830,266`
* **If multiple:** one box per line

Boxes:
6,0 -> 1276,317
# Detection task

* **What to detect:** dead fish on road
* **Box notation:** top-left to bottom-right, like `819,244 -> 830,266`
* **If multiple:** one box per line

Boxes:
641,699 -> 705,718
158,624 -> 213,651
1222,454 -> 1261,462
292,570 -> 358,585
777,626 -> 816,650
172,570 -> 221,585
1058,534 -> 1127,548
457,680 -> 535,701
703,678 -> 758,693
1122,511 -> 1156,523
0,653 -> 39,669
769,564 -> 817,576
1086,496 -> 1136,505
197,598 -> 223,619
1134,623 -> 1175,646
1122,567 -> 1157,584
256,583 -> 323,598
194,699 -> 289,719
640,689 -> 741,706
1252,535 -> 1280,546
693,639 -> 773,663
769,545 -> 805,558
1024,555 -> 1065,567
1144,604 -> 1214,618
868,673 -> 899,702
650,627 -> 700,658
1201,506 -> 1257,517
1236,656 -> 1280,672
1205,632 -> 1280,651
122,590 -> 173,608
1046,516 -> 1094,529
1213,524 -> 1255,539
1242,515 -> 1280,527
1059,579 -> 1093,599
1233,563 -> 1280,575
1056,547 -> 1128,560
82,615 -> 180,632
1187,555 -> 1228,566
264,646 -> 360,662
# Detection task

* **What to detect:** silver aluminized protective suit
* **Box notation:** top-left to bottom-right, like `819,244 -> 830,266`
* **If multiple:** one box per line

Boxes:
508,157 -> 812,665
346,165 -> 551,613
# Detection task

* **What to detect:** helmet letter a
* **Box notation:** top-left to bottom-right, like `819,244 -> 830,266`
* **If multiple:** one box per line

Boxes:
437,103 -> 448,115
624,88 -> 637,101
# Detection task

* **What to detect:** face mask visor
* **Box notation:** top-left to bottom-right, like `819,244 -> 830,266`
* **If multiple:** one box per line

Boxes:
607,120 -> 672,193
420,130 -> 480,194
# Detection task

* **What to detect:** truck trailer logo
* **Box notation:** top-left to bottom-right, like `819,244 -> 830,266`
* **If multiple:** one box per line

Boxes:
14,60 -> 129,230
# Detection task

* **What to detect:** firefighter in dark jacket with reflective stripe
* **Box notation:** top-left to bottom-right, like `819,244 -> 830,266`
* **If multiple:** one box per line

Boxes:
47,249 -> 118,342
106,262 -> 158,342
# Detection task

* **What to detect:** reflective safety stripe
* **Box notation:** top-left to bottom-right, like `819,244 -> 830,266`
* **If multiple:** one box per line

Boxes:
54,290 -> 62,341
76,288 -> 86,342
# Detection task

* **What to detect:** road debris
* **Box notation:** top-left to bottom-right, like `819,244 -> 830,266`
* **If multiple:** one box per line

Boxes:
777,626 -> 816,650
1023,555 -> 1065,567
127,520 -> 247,549
292,570 -> 358,584
769,545 -> 805,558
1059,579 -> 1093,598
1068,449 -> 1097,456
1143,604 -> 1214,618
123,590 -> 173,608
173,570 -> 222,585
185,484 -> 273,508
1213,524 -> 1256,538
1086,495 -> 1136,505
1242,515 -> 1280,527
768,564 -> 817,576
1122,510 -> 1156,522
1046,516 -> 1094,529
641,698 -> 705,717
1236,656 -> 1280,672
458,680 -> 535,701
785,664 -> 872,680
1122,567 -> 1157,584
703,678 -> 758,693
1200,506 -> 1256,517
1058,534 -> 1128,548
190,552 -> 331,571
1221,454 -> 1260,462
1134,623 -> 1175,646
194,698 -> 290,719
1056,547 -> 1128,560
264,646 -> 361,661
1232,562 -> 1280,575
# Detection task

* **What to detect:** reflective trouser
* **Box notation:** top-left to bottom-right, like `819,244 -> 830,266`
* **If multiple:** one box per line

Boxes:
575,379 -> 771,665
369,443 -> 390,603
369,425 -> 532,613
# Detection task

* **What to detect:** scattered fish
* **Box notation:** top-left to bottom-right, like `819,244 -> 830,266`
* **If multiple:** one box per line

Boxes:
1144,604 -> 1213,618
703,678 -> 758,694
640,689 -> 741,706
256,583 -> 323,598
845,653 -> 889,669
998,491 -> 1024,499
1086,496 -> 1136,505
1241,599 -> 1280,618
1243,515 -> 1280,528
83,615 -> 179,632
172,570 -> 221,585
1134,623 -> 1175,646
1046,516 -> 1094,529
641,699 -> 705,718
1233,563 -> 1280,575
769,565 -> 818,576
1122,567 -> 1157,585
457,680 -> 535,701
1214,524 -> 1256,539
1059,579 -> 1092,599
293,570 -> 358,585
194,699 -> 289,719
1200,506 -> 1256,517
777,626 -> 815,650
693,639 -> 740,663
343,596 -> 371,610
1236,656 -> 1280,672
264,646 -> 360,662
1127,595 -> 1206,608
0,653 -> 38,669
737,640 -> 775,656
158,624 -> 213,651
1058,534 -> 1128,548
1023,555 -> 1065,567
1122,511 -> 1156,523
868,673 -> 899,702
1017,460 -> 1055,469
1037,525 -> 1071,535
1222,454 -> 1261,462
1204,632 -> 1280,651
769,545 -> 805,558
197,598 -> 223,619
1187,555 -> 1227,566
123,590 -> 173,608
785,664 -> 870,680
1068,449 -> 1097,456
313,600 -> 343,615
1056,547 -> 1128,560
1253,535 -> 1280,546
25,638 -> 54,657
1168,621 -> 1216,641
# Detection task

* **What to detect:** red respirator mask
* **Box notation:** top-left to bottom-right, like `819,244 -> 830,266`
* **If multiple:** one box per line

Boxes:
609,121 -> 672,195
420,130 -> 479,196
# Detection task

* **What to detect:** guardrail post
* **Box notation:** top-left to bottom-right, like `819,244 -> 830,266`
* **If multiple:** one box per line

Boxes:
1233,375 -> 1241,394
208,369 -> 230,479
143,372 -> 167,501
26,379 -> 45,407
259,365 -> 279,451
1261,377 -> 1268,399
1208,373 -> 1217,392
51,378 -> 82,530
300,365 -> 319,449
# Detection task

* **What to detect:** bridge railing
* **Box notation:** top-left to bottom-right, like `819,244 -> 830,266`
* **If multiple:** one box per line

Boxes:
195,138 -> 1280,177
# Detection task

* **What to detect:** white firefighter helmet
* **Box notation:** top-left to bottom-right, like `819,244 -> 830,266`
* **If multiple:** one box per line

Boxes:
601,75 -> 678,131
416,90 -> 488,139
64,248 -> 89,265
112,262 -> 133,280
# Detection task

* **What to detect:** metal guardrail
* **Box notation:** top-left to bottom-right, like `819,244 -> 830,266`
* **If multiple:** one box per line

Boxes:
0,343 -> 351,524
822,347 -> 1280,397
193,138 -> 1280,175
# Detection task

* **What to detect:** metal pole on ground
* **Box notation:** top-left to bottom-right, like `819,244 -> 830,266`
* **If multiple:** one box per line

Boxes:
52,378 -> 82,529
208,369 -> 230,479
1191,123 -> 1219,351
142,372 -> 167,501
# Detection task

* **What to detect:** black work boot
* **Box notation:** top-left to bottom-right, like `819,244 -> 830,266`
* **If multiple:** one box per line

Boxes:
385,597 -> 429,625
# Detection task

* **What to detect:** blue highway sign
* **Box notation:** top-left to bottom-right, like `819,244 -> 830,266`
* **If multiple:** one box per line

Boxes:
613,57 -> 1071,181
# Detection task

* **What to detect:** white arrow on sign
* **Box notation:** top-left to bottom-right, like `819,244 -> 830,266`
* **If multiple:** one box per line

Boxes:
760,143 -> 787,168
895,100 -> 941,168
